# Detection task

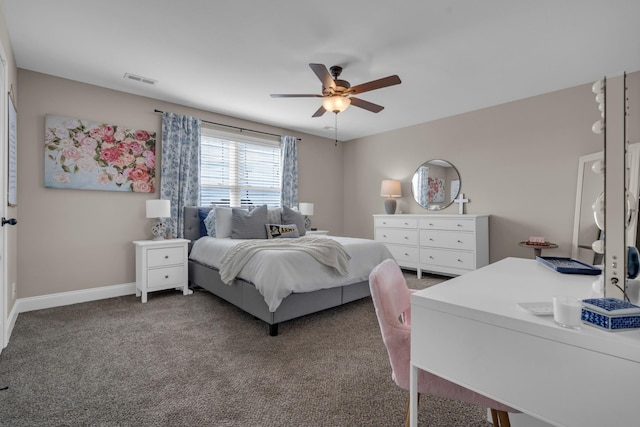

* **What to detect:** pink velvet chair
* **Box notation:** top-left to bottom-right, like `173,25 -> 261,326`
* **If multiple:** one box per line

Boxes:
369,259 -> 517,427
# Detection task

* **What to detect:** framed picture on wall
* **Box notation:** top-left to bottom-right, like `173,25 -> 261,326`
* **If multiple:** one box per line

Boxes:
7,90 -> 17,206
44,115 -> 156,192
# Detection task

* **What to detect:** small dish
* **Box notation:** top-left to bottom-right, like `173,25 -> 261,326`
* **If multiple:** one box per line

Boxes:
517,302 -> 554,316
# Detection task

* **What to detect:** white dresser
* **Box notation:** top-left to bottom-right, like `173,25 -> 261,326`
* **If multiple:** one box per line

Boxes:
374,214 -> 489,278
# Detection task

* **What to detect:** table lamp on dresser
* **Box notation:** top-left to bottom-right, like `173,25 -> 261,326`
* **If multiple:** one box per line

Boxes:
380,180 -> 401,214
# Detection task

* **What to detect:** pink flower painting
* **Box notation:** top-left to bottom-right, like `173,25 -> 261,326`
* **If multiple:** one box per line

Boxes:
428,177 -> 445,203
45,115 -> 156,192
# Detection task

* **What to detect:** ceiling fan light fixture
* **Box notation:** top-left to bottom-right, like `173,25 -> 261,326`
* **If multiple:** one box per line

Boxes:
322,96 -> 351,113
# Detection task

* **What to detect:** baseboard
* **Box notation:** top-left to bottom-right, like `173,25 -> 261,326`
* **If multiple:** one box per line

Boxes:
15,282 -> 137,314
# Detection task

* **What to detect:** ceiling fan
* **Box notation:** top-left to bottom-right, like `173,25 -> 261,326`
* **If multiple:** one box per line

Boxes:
270,63 -> 401,117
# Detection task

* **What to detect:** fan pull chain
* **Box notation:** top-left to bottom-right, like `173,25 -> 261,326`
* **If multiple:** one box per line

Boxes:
334,113 -> 338,146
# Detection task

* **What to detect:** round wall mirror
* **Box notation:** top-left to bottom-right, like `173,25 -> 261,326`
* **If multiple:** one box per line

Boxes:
411,159 -> 461,211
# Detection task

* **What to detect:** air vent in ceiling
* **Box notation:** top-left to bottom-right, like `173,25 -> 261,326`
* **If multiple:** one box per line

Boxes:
123,73 -> 157,86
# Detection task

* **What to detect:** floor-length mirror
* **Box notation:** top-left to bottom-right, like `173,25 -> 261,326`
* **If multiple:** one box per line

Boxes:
572,142 -> 640,265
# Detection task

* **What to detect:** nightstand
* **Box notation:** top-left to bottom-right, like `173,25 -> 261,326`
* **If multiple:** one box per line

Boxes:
133,239 -> 192,303
306,230 -> 329,235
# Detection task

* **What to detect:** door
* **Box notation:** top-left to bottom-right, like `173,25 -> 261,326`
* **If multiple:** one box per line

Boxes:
0,45 -> 7,352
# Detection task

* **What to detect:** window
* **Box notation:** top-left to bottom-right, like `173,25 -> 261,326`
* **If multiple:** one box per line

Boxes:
200,128 -> 281,208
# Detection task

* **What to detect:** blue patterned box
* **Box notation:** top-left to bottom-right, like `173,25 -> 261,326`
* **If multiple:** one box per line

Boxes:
581,298 -> 640,331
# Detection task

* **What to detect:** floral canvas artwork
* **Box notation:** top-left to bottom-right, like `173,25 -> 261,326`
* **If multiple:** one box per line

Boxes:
428,177 -> 445,202
45,115 -> 156,192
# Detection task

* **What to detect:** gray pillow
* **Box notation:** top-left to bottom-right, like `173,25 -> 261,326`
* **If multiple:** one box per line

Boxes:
231,205 -> 268,239
281,206 -> 306,236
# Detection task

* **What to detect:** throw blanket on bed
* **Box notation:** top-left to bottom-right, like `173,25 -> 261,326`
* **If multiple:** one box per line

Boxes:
219,237 -> 352,284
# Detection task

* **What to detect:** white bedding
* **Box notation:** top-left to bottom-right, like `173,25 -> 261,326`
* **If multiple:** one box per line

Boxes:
189,235 -> 393,312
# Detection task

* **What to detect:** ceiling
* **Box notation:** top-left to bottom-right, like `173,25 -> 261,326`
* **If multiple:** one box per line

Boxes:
2,1 -> 640,141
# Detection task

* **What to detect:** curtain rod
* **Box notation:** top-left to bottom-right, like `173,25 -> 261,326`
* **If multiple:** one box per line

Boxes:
154,109 -> 301,141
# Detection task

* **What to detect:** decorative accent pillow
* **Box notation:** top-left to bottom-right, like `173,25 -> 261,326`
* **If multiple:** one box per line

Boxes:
266,224 -> 299,239
203,209 -> 216,237
281,206 -> 306,236
231,204 -> 268,239
198,208 -> 211,237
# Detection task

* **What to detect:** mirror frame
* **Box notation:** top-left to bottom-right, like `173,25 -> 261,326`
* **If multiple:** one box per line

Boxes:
411,159 -> 461,211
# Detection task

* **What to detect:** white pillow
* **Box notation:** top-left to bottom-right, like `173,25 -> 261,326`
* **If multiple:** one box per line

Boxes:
214,207 -> 233,238
267,208 -> 282,225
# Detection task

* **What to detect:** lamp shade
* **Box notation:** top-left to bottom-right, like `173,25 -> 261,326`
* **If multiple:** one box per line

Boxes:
146,199 -> 171,218
298,202 -> 314,216
380,180 -> 402,198
322,96 -> 351,113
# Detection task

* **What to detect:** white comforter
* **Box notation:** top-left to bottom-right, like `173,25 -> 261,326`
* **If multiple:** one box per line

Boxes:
189,235 -> 393,312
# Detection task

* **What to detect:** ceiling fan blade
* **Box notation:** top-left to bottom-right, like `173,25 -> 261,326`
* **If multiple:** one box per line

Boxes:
270,94 -> 323,98
349,97 -> 384,113
347,75 -> 401,95
309,63 -> 335,90
312,105 -> 327,117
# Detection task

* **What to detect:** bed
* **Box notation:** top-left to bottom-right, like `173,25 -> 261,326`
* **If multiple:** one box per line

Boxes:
184,206 -> 393,336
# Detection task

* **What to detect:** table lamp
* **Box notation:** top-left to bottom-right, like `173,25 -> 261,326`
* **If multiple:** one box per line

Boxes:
380,180 -> 401,214
146,199 -> 171,240
299,202 -> 314,230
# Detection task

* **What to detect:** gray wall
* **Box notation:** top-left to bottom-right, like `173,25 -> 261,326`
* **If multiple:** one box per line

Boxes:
17,70 -> 343,299
15,67 -> 640,300
342,72 -> 640,263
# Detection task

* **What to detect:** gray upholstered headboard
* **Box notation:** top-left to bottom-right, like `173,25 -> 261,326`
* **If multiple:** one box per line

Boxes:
183,206 -> 212,242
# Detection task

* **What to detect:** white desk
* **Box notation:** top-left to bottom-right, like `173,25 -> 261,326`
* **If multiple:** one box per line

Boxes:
410,257 -> 640,427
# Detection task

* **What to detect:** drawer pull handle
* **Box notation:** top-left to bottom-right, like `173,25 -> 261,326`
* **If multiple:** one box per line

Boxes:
429,238 -> 434,241
404,236 -> 408,240
164,255 -> 169,259
383,234 -> 387,238
404,222 -> 409,225
457,224 -> 463,227
457,259 -> 463,263
429,223 -> 434,226
429,256 -> 434,259
457,240 -> 463,243
165,275 -> 169,279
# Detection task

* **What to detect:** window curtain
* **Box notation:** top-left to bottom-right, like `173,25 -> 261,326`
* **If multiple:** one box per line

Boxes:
280,135 -> 298,208
418,165 -> 429,206
160,112 -> 201,238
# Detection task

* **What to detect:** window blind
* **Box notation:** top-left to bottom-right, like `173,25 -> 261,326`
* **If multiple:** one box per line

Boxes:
200,128 -> 281,208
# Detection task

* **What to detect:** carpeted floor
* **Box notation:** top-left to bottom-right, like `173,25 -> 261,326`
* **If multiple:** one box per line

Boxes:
0,271 -> 494,427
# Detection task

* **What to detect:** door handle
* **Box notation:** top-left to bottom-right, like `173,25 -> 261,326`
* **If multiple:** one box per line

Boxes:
1,217 -> 17,226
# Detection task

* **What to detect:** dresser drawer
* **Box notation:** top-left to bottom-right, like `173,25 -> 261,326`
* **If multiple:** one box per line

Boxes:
420,248 -> 475,270
420,230 -> 475,250
147,246 -> 184,267
375,228 -> 418,246
419,218 -> 475,232
385,244 -> 419,265
374,217 -> 418,229
147,265 -> 185,288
